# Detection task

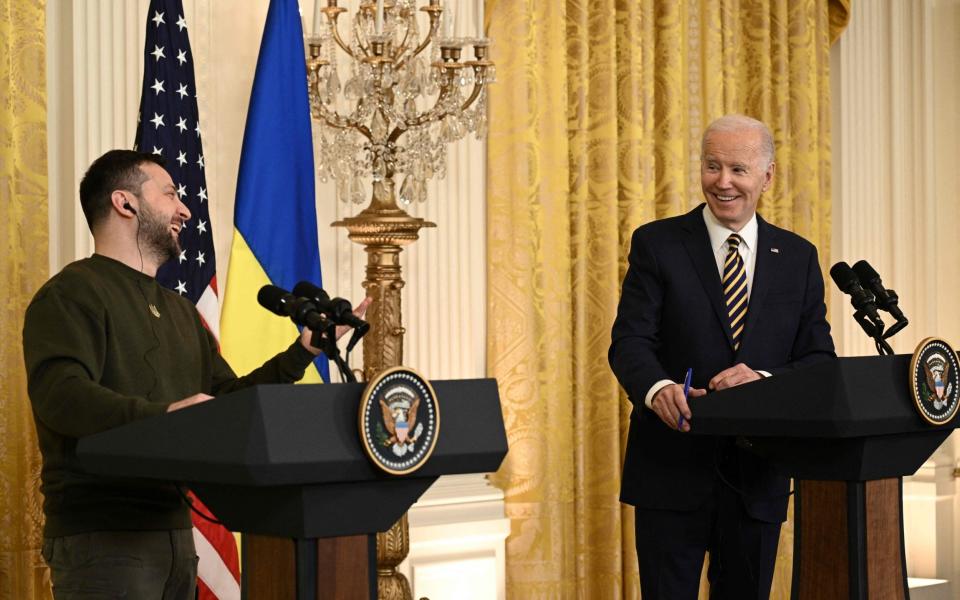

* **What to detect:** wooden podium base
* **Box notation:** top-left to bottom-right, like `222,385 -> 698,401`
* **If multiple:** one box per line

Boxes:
242,534 -> 376,599
793,478 -> 909,600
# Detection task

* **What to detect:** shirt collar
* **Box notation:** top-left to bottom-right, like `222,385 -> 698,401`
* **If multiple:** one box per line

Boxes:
702,205 -> 758,253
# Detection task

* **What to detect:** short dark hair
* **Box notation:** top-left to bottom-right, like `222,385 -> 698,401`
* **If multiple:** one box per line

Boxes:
78,150 -> 166,230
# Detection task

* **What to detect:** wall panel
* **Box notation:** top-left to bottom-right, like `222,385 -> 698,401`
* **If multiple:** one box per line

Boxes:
832,0 -> 960,592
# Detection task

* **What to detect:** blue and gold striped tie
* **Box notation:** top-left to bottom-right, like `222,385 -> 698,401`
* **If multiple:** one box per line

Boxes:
723,234 -> 748,350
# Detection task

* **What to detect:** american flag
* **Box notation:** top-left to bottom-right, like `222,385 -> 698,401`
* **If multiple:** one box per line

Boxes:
133,1 -> 239,598
134,0 -> 220,339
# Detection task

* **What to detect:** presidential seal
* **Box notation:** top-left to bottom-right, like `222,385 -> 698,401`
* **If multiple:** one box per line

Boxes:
359,367 -> 439,475
910,337 -> 960,426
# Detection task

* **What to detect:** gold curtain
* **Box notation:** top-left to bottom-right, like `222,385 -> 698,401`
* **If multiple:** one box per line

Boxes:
486,0 -> 850,597
0,0 -> 51,598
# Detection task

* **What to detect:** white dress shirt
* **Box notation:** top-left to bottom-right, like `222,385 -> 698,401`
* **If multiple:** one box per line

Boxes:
643,207 -> 765,409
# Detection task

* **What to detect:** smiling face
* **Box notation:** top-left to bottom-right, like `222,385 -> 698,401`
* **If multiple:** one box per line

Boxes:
700,125 -> 775,231
132,162 -> 190,264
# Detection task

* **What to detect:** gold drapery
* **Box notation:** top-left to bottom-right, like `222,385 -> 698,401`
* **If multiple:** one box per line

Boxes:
0,0 -> 51,597
486,1 -> 850,597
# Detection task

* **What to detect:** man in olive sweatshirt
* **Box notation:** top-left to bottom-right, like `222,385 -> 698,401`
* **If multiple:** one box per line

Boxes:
23,150 -> 362,599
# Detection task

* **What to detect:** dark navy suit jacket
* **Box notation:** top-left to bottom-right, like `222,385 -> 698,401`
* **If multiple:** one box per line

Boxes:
609,204 -> 835,523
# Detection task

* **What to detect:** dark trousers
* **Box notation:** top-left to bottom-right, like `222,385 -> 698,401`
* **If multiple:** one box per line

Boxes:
42,529 -> 198,600
635,482 -> 782,600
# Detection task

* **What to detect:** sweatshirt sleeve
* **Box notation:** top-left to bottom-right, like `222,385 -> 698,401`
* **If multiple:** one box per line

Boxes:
23,287 -> 169,438
209,328 -> 318,395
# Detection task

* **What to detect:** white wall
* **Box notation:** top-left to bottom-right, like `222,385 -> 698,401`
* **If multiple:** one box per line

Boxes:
831,0 -> 960,592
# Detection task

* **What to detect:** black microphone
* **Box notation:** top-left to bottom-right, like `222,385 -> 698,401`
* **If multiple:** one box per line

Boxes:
292,281 -> 369,332
830,261 -> 885,333
257,284 -> 328,331
852,260 -> 906,322
292,281 -> 343,318
293,281 -> 370,353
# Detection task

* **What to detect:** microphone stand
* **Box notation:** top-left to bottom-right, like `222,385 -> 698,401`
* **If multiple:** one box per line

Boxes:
874,337 -> 895,356
853,310 -> 894,356
311,322 -> 357,383
883,318 -> 909,340
879,289 -> 909,341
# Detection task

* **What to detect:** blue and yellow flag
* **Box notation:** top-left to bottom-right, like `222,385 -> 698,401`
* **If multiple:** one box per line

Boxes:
220,0 -> 328,382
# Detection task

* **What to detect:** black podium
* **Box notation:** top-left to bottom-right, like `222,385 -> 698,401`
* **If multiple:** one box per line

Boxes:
688,355 -> 956,600
76,378 -> 507,599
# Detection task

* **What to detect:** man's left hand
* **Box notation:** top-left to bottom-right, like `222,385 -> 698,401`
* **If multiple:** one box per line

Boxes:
299,297 -> 373,355
708,363 -> 761,390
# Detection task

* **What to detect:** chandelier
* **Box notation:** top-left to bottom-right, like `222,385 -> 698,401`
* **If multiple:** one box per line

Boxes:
304,3 -> 496,598
306,0 -> 494,208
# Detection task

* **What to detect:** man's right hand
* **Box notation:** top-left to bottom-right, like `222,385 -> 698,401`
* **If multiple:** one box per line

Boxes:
166,393 -> 214,412
651,384 -> 706,432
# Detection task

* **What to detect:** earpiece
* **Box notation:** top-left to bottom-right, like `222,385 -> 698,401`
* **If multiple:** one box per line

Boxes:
123,202 -> 138,216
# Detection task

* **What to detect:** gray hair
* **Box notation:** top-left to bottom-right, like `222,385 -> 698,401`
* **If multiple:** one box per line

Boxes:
702,114 -> 775,167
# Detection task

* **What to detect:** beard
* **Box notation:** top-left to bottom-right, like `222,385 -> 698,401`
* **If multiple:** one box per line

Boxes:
137,201 -> 181,265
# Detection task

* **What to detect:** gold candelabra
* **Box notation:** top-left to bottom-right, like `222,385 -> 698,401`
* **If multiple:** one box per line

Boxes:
308,0 -> 493,207
306,1 -> 493,598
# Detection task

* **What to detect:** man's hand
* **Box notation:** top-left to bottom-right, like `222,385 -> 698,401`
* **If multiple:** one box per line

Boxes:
651,384 -> 706,432
299,297 -> 373,355
167,393 -> 214,412
334,297 -> 372,342
708,363 -> 761,390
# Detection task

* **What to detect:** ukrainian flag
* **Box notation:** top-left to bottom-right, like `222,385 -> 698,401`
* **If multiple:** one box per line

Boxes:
220,0 -> 328,382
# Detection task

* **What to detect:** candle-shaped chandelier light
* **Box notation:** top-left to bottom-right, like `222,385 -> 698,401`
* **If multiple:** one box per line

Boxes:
307,0 -> 494,208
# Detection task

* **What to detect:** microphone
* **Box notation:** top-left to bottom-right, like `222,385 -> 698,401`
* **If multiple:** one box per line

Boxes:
293,281 -> 370,353
830,261 -> 885,335
256,285 -> 328,331
852,260 -> 908,340
292,281 -> 369,332
852,260 -> 906,322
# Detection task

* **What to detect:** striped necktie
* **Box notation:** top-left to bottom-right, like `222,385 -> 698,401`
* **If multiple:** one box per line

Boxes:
723,234 -> 748,350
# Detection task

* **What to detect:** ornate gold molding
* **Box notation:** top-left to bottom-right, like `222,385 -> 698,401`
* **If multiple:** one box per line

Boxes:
333,182 -> 433,598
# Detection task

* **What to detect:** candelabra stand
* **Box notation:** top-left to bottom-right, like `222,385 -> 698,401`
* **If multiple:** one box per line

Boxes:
306,2 -> 493,598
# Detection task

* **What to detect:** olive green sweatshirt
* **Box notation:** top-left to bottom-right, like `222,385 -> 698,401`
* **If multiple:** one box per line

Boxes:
23,254 -> 316,538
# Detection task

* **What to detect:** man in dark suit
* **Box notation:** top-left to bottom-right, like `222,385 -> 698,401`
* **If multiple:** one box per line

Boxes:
609,115 -> 835,599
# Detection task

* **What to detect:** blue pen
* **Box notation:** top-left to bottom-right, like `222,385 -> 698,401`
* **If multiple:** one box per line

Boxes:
678,367 -> 692,430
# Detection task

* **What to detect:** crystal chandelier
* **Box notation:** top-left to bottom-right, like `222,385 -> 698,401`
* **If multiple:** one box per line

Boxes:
306,0 -> 494,207
305,4 -> 495,598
